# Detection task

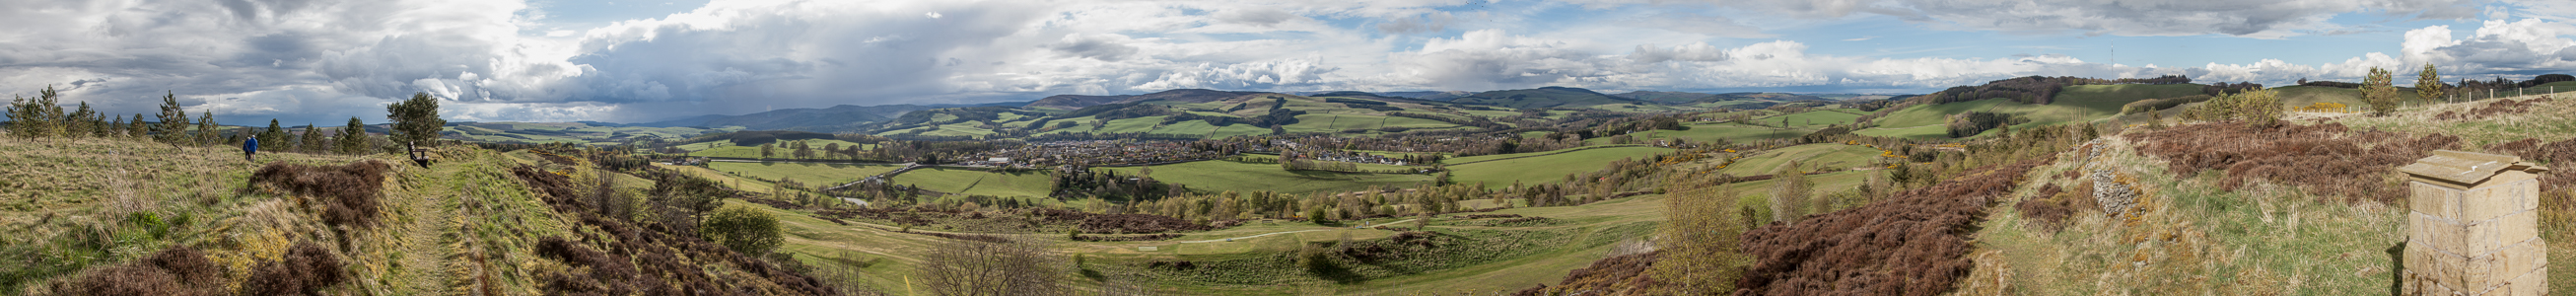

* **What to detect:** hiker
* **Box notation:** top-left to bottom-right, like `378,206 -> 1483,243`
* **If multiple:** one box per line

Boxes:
244,134 -> 259,162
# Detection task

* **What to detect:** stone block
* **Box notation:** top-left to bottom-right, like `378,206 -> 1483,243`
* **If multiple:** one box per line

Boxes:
2467,218 -> 2517,254
2417,212 -> 2471,256
2499,239 -> 2544,284
2499,212 -> 2539,252
2415,183 -> 2464,220
2513,267 -> 2546,296
2464,185 -> 2521,222
2466,253 -> 2503,292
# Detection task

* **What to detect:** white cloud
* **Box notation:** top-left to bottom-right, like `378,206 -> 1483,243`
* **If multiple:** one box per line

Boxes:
0,0 -> 2566,124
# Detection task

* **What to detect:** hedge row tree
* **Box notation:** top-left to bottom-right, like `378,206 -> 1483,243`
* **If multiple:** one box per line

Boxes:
2418,63 -> 2446,103
2363,67 -> 2401,116
337,116 -> 371,154
385,92 -> 446,147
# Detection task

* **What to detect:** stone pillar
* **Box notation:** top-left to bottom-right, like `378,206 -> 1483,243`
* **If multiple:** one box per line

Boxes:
2401,150 -> 2550,296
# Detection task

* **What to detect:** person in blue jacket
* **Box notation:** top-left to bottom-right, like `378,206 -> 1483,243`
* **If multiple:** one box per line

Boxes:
244,135 -> 259,162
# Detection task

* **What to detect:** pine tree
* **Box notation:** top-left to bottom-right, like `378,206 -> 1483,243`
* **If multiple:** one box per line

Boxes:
126,113 -> 146,138
262,119 -> 289,151
3,94 -> 31,138
66,102 -> 96,138
338,116 -> 371,155
2363,67 -> 2400,116
2417,63 -> 2446,103
194,111 -> 216,145
385,92 -> 446,147
301,123 -> 326,153
108,114 -> 125,137
155,91 -> 188,143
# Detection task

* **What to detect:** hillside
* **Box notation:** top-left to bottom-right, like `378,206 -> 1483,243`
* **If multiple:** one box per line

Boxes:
443,121 -> 737,145
1448,87 -> 1644,109
0,137 -> 840,295
1024,89 -> 1259,111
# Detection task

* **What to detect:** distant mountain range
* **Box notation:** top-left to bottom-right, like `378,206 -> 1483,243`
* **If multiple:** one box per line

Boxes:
592,87 -> 1868,134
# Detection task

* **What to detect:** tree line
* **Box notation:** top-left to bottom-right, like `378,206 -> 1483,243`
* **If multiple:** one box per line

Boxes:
7,88 -> 445,155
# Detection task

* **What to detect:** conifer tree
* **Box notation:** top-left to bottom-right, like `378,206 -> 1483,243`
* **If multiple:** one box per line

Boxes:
2417,63 -> 2446,103
301,123 -> 326,153
2363,67 -> 2401,116
155,92 -> 188,143
66,102 -> 96,138
108,114 -> 124,137
194,111 -> 216,145
262,119 -> 289,151
125,113 -> 146,138
338,116 -> 371,154
385,92 -> 447,147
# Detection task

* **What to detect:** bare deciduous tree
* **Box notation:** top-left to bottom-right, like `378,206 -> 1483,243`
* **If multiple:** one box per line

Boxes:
914,237 -> 1066,296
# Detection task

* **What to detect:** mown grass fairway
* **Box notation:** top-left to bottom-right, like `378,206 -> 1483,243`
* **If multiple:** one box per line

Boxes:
1713,143 -> 1886,176
1096,160 -> 1435,194
706,161 -> 902,186
1448,146 -> 1673,187
890,167 -> 1054,197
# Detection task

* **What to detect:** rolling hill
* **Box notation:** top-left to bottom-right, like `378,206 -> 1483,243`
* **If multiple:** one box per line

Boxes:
1447,86 -> 1643,109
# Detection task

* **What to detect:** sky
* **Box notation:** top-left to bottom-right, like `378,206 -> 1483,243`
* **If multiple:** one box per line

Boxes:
4,0 -> 2576,124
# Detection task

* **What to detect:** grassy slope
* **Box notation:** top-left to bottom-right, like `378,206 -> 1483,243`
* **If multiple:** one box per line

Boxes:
889,168 -> 1054,198
1447,146 -> 1674,188
1097,160 -> 1434,194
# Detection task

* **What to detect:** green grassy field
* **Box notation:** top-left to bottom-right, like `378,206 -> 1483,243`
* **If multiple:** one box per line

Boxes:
1628,122 -> 1810,144
1447,146 -> 1673,188
1851,123 -> 1950,140
1713,143 -> 1885,176
1096,160 -> 1435,194
889,168 -> 1055,198
1757,109 -> 1864,127
705,161 -> 903,186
